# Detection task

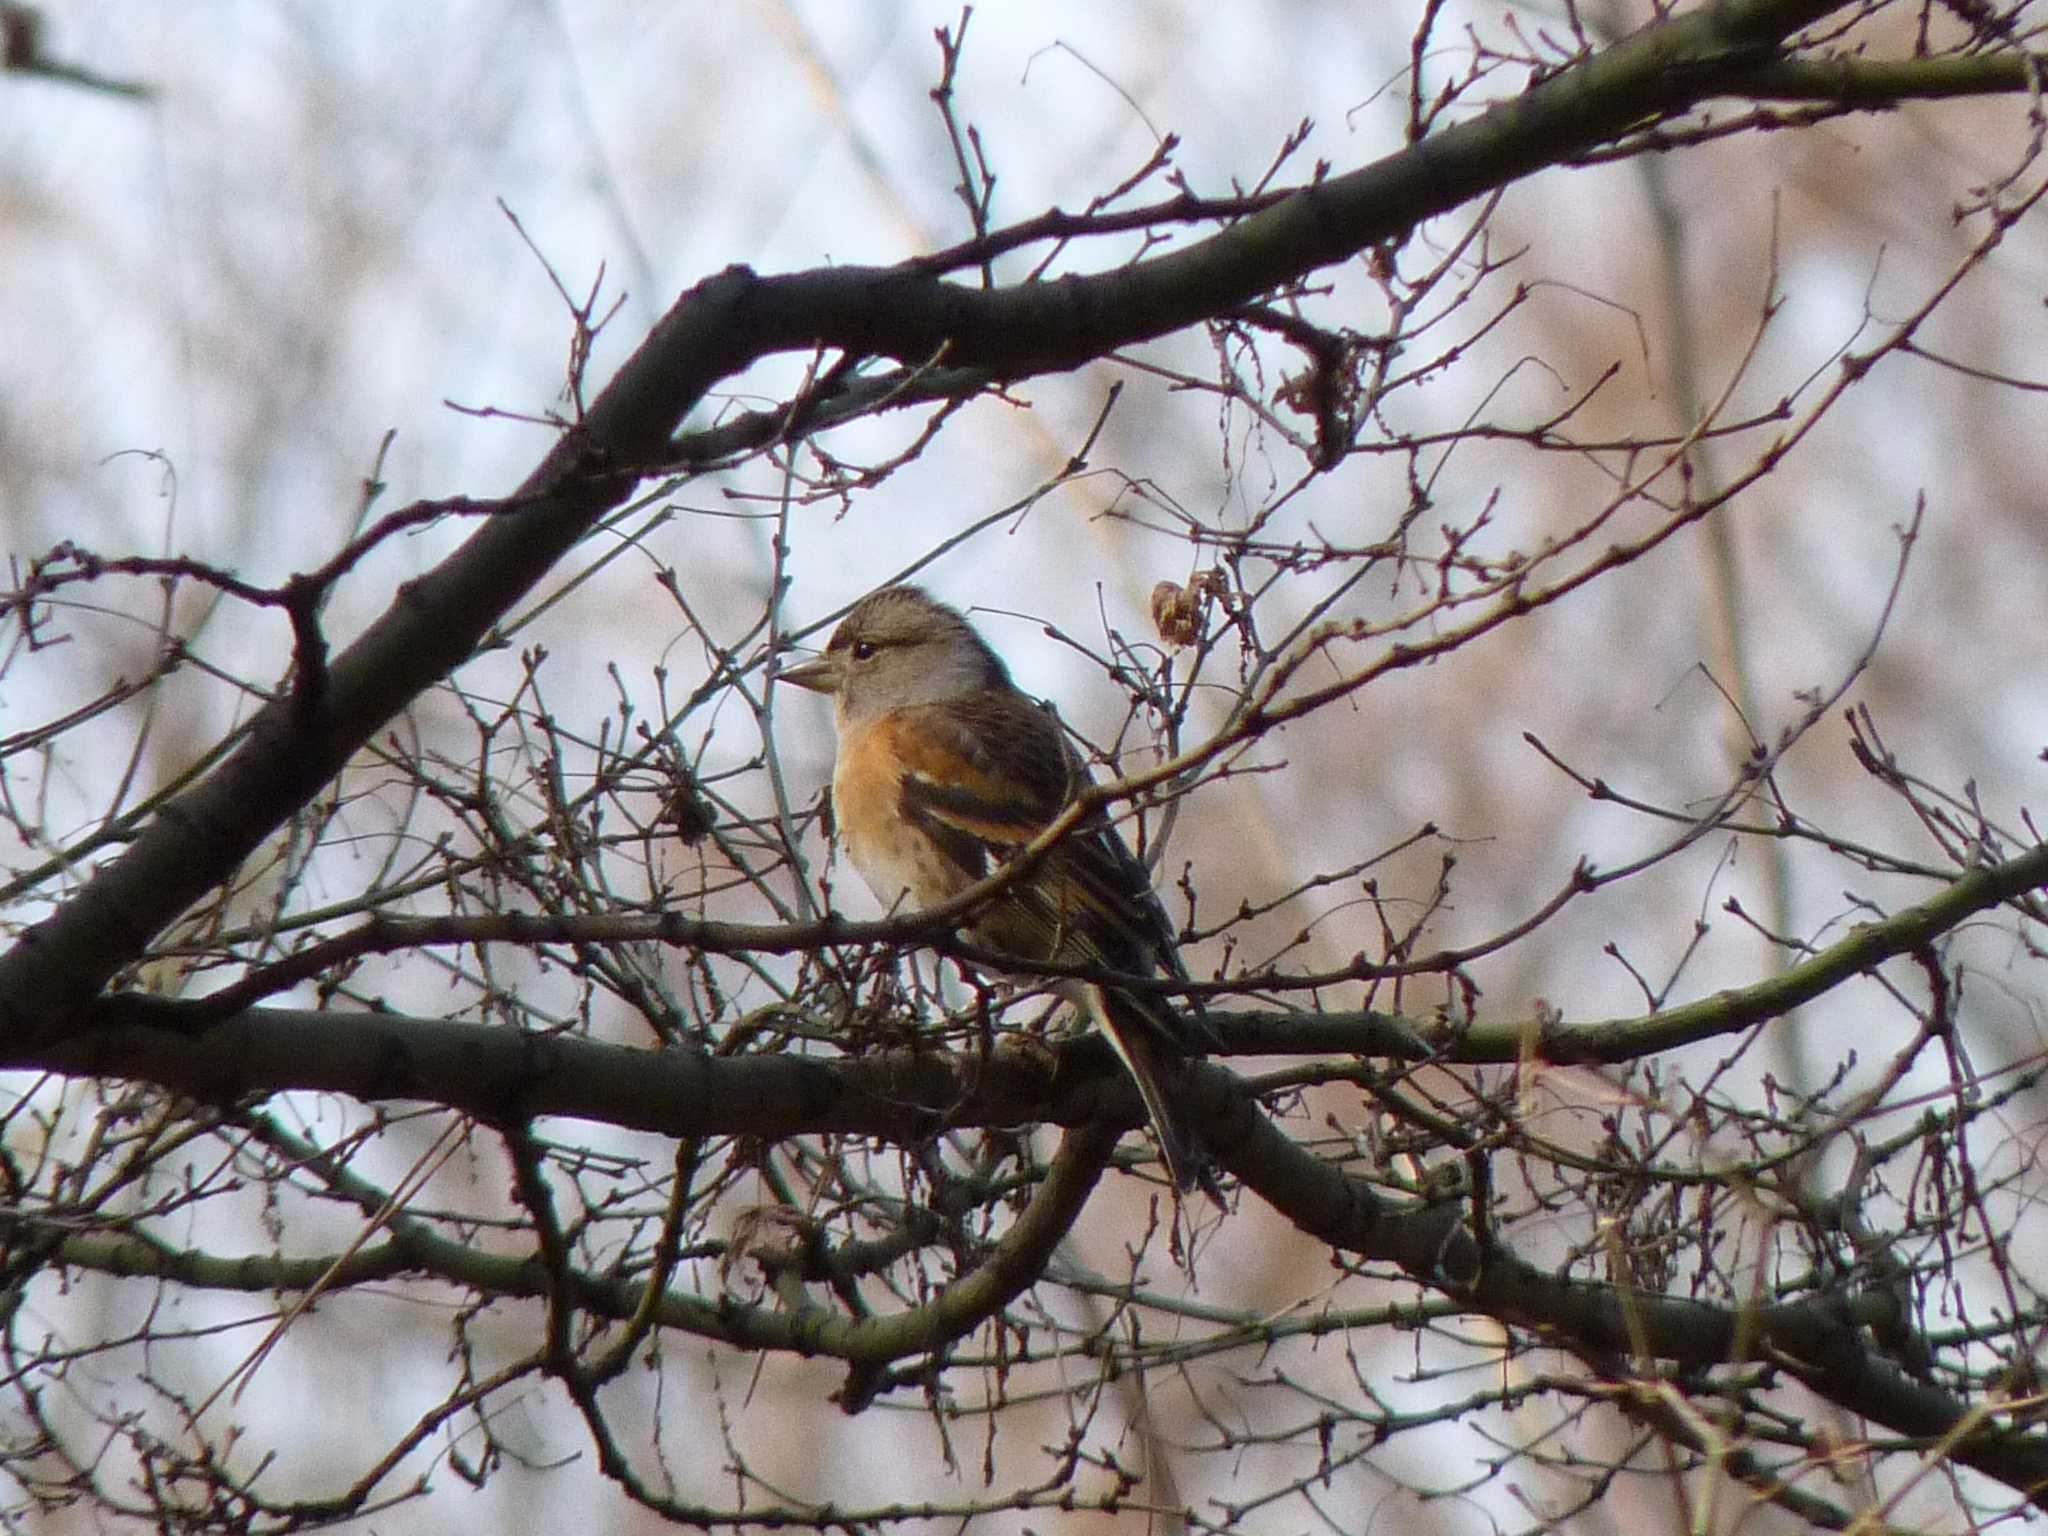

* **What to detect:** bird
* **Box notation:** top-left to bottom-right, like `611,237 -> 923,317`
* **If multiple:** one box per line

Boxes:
777,585 -> 1220,1195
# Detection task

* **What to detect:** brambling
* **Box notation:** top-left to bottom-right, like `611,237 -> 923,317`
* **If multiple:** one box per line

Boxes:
778,585 -> 1219,1195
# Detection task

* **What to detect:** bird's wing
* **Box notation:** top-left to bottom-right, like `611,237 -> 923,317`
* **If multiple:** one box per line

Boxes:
884,692 -> 1217,1053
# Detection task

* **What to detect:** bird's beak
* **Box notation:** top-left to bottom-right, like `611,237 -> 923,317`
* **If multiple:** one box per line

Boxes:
775,654 -> 840,694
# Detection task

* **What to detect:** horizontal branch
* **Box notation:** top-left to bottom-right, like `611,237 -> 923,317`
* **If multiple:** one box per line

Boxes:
1212,1073 -> 2048,1509
148,838 -> 2048,1057
24,1002 -> 1157,1143
35,811 -> 2038,1159
1728,50 -> 2048,104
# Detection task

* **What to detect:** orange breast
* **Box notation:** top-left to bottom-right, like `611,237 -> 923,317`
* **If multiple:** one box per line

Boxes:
833,716 -> 977,912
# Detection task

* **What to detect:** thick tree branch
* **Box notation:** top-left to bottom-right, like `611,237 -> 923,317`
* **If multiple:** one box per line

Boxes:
1214,1079 -> 2048,1509
1729,50 -> 2048,104
48,837 -> 2039,1070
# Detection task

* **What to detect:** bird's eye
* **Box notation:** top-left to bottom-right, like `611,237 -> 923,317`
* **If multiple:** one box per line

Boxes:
850,640 -> 877,661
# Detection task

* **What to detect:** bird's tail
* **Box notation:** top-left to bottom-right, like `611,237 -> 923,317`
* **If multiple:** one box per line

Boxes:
1087,983 -> 1219,1202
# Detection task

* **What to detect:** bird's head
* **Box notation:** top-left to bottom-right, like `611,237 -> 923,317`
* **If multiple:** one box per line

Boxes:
776,585 -> 1012,725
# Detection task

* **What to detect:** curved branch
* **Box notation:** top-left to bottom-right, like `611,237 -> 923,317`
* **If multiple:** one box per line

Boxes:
828,1121 -> 1117,1409
1211,1072 -> 2048,1508
13,1120 -> 1118,1403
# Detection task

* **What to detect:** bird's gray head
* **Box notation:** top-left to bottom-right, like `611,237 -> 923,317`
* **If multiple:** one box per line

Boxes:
777,586 -> 1011,725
